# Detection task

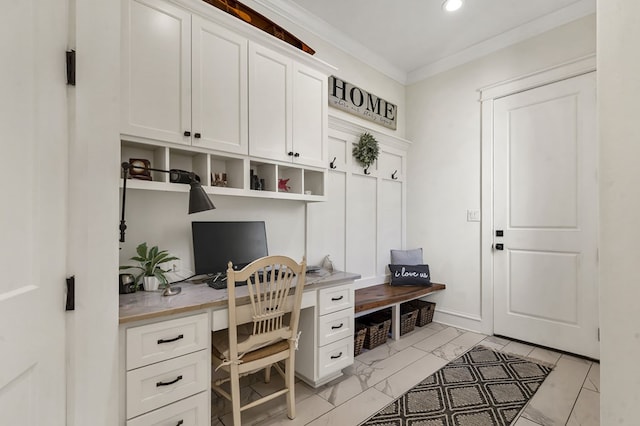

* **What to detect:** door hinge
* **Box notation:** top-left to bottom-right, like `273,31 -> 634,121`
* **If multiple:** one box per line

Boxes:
66,50 -> 76,86
597,327 -> 600,342
66,275 -> 75,311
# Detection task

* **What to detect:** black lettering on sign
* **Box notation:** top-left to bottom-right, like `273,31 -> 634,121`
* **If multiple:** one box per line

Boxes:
328,75 -> 397,130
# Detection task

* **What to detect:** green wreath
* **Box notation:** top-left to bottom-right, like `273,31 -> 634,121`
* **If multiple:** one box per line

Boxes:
352,132 -> 379,169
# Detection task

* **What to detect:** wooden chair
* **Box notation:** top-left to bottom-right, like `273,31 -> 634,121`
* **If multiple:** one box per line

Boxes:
211,255 -> 306,425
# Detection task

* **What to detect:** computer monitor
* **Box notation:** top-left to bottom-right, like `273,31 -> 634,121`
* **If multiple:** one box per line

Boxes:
191,221 -> 268,275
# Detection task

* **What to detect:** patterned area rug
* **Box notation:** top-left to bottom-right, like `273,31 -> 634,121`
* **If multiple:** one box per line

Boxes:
360,345 -> 552,426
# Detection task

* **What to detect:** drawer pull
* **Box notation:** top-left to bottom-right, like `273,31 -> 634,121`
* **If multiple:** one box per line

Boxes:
157,334 -> 184,344
156,375 -> 183,387
331,295 -> 344,301
330,352 -> 343,359
331,323 -> 344,330
176,421 -> 184,426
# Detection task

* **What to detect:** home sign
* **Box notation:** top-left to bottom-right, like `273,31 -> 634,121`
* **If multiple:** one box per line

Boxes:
328,76 -> 397,130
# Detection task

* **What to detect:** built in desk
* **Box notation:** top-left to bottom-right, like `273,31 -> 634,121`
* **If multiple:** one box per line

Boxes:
118,271 -> 360,424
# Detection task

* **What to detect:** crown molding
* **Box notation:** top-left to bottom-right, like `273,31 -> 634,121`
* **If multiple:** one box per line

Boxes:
253,0 -> 408,84
406,0 -> 596,84
252,0 -> 595,87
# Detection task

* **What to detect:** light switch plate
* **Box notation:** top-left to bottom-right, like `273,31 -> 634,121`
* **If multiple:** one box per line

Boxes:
467,209 -> 481,222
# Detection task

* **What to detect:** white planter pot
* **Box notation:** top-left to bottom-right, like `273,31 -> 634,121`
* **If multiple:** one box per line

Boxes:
142,276 -> 160,291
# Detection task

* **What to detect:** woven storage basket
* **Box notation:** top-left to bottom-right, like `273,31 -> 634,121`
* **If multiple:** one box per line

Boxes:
410,299 -> 436,327
354,324 -> 367,356
362,311 -> 392,350
399,303 -> 419,335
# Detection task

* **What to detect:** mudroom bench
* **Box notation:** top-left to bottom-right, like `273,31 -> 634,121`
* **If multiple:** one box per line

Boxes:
354,283 -> 446,340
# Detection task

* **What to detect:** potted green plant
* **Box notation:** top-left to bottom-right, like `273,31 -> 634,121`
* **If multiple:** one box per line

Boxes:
120,242 -> 179,291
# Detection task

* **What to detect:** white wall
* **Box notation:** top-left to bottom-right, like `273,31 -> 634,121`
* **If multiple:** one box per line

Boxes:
67,0 -> 121,425
404,15 -> 596,331
119,191 -> 306,275
598,1 -> 640,422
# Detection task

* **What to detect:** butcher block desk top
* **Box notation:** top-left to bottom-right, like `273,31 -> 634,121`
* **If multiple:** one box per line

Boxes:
354,283 -> 446,314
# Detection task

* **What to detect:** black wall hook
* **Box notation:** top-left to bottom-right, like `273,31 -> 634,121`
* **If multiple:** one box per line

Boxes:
391,170 -> 398,180
329,157 -> 337,169
364,167 -> 371,175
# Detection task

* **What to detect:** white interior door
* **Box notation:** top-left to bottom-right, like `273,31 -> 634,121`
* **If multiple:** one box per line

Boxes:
0,0 -> 68,424
493,72 -> 598,359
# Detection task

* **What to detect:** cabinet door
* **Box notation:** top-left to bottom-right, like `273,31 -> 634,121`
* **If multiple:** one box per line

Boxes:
292,63 -> 327,168
121,0 -> 191,145
248,43 -> 292,162
192,16 -> 248,154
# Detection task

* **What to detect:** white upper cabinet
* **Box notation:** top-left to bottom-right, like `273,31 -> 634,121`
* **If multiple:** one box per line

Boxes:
122,0 -> 248,154
248,43 -> 292,163
192,15 -> 248,154
293,63 -> 328,168
249,43 -> 328,168
121,0 -> 191,145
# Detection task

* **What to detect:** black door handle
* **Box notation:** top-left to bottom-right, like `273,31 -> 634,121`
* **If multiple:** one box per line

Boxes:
495,243 -> 504,251
183,131 -> 191,137
194,133 -> 201,139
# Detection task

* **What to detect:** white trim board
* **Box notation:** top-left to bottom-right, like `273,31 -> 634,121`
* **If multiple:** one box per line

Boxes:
479,54 -> 596,100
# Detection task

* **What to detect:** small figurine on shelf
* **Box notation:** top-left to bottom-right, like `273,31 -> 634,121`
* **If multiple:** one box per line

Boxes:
212,172 -> 227,187
278,178 -> 290,192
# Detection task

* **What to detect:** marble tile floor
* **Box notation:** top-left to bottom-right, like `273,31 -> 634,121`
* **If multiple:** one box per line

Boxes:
210,322 -> 600,426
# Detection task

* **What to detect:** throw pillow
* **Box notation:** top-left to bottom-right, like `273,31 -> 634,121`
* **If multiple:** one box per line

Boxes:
388,264 -> 431,286
390,248 -> 423,265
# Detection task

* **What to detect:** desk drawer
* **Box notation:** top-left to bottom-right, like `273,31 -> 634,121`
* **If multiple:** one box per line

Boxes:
318,285 -> 354,316
126,350 -> 209,419
318,309 -> 354,346
317,337 -> 353,377
126,391 -> 209,426
126,313 -> 208,370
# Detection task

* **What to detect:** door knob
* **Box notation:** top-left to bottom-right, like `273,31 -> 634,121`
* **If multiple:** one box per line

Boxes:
183,131 -> 191,137
495,243 -> 504,251
194,133 -> 201,139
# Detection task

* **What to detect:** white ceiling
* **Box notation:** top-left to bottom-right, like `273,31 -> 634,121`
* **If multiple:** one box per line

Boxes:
255,0 -> 596,84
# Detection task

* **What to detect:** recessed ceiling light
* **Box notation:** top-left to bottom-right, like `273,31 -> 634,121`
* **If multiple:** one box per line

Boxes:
442,0 -> 463,12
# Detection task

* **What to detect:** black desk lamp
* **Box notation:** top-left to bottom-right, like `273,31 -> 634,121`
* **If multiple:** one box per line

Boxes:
119,161 -> 216,295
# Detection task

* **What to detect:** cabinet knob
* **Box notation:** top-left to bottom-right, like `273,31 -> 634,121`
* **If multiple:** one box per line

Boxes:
288,151 -> 294,156
183,131 -> 191,137
294,152 -> 300,157
194,133 -> 201,139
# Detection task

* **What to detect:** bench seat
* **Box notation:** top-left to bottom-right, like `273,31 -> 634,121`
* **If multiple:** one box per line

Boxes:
354,282 -> 446,339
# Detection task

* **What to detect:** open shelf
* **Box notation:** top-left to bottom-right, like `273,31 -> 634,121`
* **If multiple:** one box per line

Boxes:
120,140 -> 327,201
